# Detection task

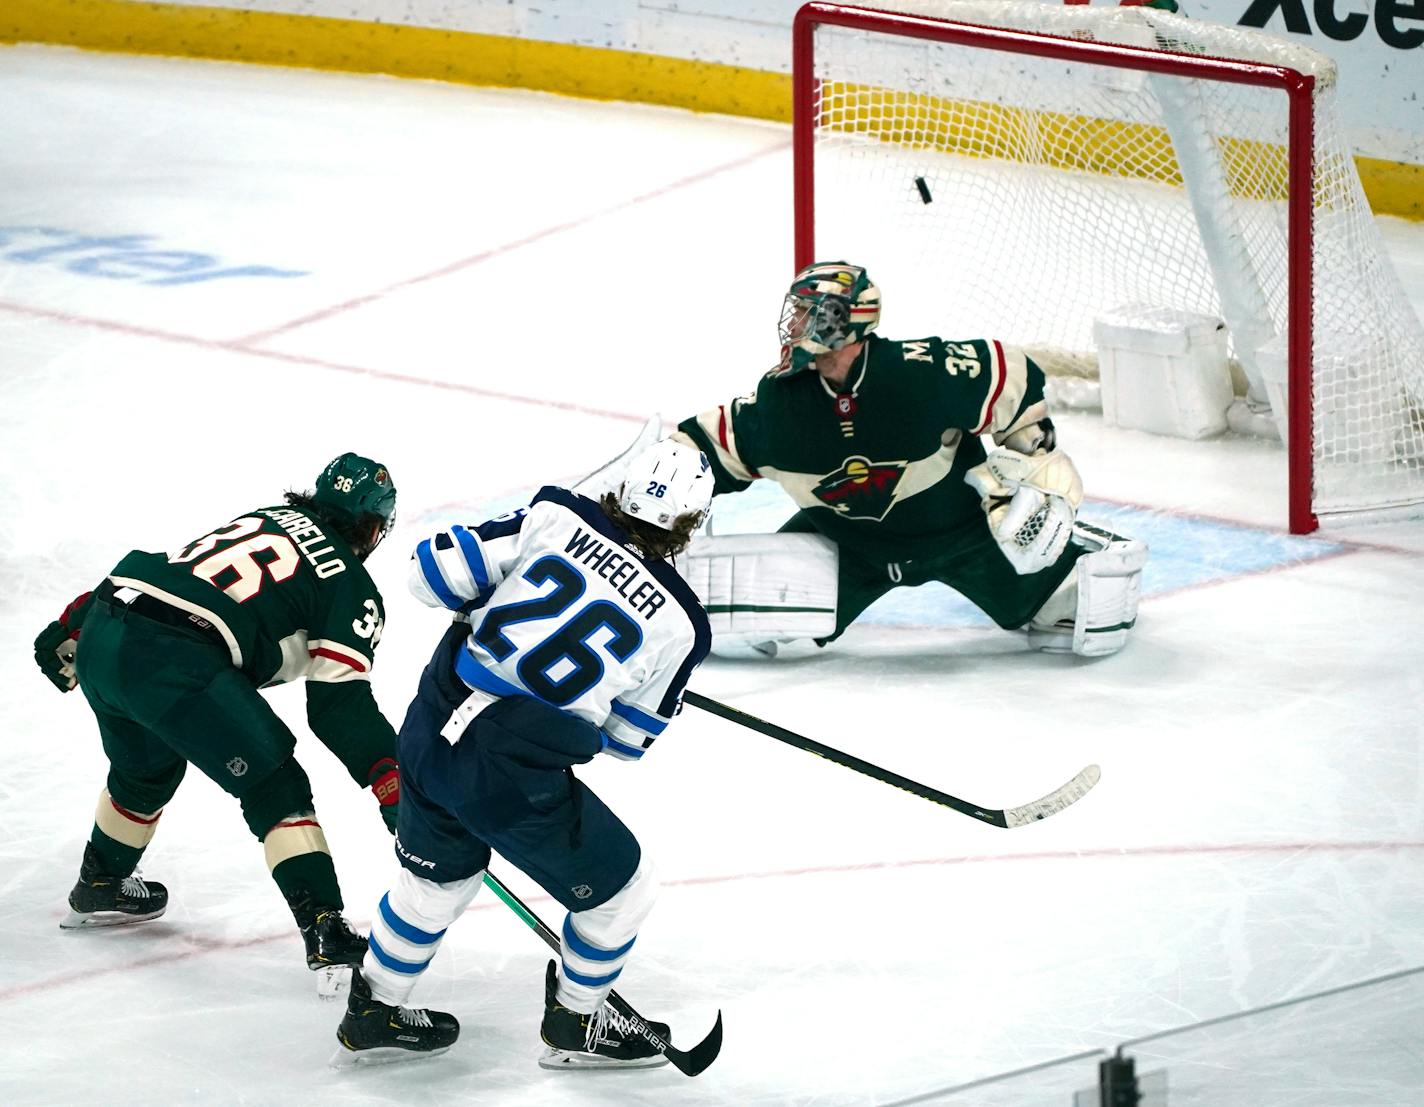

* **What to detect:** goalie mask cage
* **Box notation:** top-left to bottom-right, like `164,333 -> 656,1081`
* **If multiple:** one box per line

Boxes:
792,0 -> 1424,533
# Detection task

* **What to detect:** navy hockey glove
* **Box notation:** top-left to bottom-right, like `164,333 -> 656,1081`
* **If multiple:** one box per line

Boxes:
34,590 -> 95,692
368,757 -> 400,835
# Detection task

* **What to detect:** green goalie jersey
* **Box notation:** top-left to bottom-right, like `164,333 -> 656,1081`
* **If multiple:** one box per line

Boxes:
678,333 -> 1051,563
104,504 -> 395,750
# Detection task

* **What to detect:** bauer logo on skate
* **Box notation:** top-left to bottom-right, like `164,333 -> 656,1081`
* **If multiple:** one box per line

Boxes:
814,457 -> 906,520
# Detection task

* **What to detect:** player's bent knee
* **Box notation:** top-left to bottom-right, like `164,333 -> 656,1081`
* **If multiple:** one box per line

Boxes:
106,762 -> 184,820
569,856 -> 658,950
239,757 -> 316,841
386,866 -> 485,933
1028,523 -> 1147,658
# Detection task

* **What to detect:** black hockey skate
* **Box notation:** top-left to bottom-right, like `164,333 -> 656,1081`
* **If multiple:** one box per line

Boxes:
60,842 -> 168,930
299,908 -> 368,971
288,894 -> 368,999
539,960 -> 669,1070
331,968 -> 459,1067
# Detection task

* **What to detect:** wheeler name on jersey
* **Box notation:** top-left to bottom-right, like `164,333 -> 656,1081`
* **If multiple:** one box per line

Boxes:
562,526 -> 667,619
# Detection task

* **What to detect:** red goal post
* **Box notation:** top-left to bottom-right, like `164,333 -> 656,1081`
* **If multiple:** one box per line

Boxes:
791,1 -> 1424,534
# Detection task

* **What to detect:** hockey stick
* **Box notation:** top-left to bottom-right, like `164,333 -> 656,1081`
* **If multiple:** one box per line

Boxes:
570,414 -> 663,497
480,871 -> 723,1077
683,690 -> 1099,829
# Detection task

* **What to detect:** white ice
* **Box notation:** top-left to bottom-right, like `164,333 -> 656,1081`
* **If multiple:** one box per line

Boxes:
2,46 -> 1422,1107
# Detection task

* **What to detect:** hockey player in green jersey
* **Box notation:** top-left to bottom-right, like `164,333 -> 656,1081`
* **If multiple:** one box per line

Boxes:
673,261 -> 1146,658
33,454 -> 403,987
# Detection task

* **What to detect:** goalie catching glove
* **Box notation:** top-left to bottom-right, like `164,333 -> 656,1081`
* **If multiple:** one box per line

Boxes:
965,446 -> 1084,575
34,590 -> 96,692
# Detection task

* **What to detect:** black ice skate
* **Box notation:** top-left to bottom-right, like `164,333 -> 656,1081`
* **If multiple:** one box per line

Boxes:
59,842 -> 168,930
330,968 -> 459,1067
539,960 -> 669,1070
288,896 -> 368,998
298,907 -> 367,971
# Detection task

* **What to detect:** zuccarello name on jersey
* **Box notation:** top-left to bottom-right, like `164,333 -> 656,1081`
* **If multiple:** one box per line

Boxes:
261,508 -> 348,578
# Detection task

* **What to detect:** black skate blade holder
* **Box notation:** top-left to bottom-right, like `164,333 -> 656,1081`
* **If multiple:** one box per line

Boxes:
483,871 -> 724,1077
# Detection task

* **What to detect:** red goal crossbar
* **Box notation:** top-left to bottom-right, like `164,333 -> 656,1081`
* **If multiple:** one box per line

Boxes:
791,1 -> 1319,532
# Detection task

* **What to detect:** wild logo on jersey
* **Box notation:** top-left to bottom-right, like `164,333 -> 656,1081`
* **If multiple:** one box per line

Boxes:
813,456 -> 907,521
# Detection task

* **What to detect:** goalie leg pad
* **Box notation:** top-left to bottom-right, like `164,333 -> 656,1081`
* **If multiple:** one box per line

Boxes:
681,532 -> 839,657
1028,523 -> 1147,657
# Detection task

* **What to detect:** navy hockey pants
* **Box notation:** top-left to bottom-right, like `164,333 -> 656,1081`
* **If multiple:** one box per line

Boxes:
394,625 -> 641,913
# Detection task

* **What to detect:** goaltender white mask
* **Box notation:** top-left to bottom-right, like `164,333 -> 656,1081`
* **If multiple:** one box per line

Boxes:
617,439 -> 715,532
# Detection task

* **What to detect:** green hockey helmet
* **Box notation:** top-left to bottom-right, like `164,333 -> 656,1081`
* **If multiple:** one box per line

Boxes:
772,261 -> 881,377
312,453 -> 397,548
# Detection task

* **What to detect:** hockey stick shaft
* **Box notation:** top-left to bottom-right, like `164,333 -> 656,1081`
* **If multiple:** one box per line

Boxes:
480,871 -> 723,1077
683,690 -> 1098,829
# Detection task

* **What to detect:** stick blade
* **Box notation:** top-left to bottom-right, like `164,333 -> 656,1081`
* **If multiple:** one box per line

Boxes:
1002,764 -> 1100,828
666,1010 -> 723,1077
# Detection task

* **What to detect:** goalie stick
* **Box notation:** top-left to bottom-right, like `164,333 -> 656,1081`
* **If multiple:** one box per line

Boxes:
570,414 -> 663,498
480,871 -> 724,1077
683,691 -> 1099,829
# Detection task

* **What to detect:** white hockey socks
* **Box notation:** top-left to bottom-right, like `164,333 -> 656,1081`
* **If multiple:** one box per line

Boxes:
1028,522 -> 1147,658
556,858 -> 657,1014
363,867 -> 484,1007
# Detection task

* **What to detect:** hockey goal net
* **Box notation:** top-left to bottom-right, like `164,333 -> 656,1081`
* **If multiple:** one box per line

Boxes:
794,0 -> 1424,532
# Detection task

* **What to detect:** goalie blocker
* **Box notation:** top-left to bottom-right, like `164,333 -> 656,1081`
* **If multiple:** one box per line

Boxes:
682,525 -> 1143,659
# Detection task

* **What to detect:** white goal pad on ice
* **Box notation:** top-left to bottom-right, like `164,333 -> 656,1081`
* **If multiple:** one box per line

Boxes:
793,0 -> 1424,532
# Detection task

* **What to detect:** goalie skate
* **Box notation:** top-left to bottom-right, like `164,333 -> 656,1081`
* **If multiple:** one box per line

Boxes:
538,960 -> 669,1071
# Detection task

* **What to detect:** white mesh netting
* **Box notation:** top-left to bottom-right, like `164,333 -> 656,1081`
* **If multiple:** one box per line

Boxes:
807,0 -> 1424,520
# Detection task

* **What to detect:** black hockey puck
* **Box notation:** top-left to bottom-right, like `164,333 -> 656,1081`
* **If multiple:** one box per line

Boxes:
914,176 -> 932,203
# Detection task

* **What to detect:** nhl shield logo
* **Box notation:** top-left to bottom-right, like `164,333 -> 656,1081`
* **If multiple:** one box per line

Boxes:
226,756 -> 248,778
572,884 -> 593,900
813,456 -> 907,521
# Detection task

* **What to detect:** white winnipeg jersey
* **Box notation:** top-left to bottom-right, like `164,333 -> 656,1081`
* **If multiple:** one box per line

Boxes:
408,486 -> 710,760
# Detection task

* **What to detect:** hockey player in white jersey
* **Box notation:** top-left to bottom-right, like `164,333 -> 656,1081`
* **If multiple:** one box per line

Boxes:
332,439 -> 714,1069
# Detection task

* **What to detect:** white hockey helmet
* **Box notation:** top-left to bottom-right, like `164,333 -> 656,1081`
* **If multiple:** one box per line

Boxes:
618,439 -> 714,531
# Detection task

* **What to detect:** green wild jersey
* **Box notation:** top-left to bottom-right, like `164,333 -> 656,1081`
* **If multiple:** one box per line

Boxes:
109,505 -> 386,687
679,334 -> 1050,563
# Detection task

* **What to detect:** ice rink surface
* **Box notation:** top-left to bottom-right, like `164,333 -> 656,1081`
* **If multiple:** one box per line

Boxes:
2,46 -> 1422,1106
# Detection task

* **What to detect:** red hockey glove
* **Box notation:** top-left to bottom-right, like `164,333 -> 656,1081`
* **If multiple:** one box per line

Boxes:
34,591 -> 95,692
367,757 -> 400,835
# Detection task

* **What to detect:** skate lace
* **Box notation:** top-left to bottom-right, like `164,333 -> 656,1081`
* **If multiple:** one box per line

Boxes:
584,1004 -> 639,1050
120,874 -> 152,899
398,1007 -> 433,1028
